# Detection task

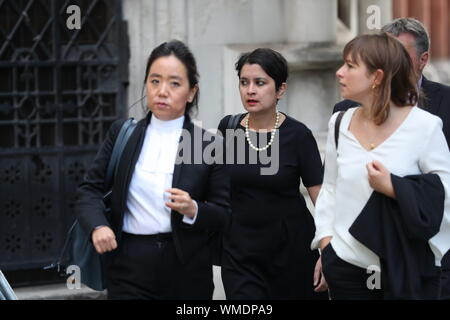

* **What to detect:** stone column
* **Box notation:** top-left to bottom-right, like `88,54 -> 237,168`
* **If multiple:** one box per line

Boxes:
285,0 -> 336,44
123,0 -> 188,120
282,0 -> 340,135
155,0 -> 188,44
123,0 -> 156,119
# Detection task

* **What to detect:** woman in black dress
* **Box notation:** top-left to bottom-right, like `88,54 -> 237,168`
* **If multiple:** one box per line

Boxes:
218,48 -> 328,299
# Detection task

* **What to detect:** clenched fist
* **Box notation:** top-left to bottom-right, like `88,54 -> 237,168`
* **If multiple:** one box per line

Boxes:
366,160 -> 396,199
92,226 -> 117,254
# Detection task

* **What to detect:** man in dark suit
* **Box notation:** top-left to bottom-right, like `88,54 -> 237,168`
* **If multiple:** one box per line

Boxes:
333,17 -> 450,299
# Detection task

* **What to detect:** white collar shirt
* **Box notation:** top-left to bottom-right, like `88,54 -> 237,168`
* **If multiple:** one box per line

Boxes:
122,115 -> 194,235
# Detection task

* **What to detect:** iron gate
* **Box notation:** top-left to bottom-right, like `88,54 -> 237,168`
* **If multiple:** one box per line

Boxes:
0,0 -> 128,282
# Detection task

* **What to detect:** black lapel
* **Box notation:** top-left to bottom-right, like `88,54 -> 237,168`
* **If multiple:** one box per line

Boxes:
421,76 -> 443,115
170,115 -> 193,265
171,115 -> 192,189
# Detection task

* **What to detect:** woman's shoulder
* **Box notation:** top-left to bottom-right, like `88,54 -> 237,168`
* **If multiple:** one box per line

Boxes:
402,107 -> 443,144
283,114 -> 306,129
412,106 -> 443,127
218,113 -> 246,133
109,118 -> 131,136
106,117 -> 145,143
218,114 -> 232,129
282,114 -> 314,138
330,106 -> 358,123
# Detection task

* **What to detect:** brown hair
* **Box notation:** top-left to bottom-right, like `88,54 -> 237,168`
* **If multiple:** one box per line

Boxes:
343,33 -> 418,125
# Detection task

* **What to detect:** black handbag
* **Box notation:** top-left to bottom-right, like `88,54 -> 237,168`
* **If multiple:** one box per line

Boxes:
46,118 -> 137,291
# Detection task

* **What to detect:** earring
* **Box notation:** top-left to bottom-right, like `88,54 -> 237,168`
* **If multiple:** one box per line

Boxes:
372,84 -> 377,89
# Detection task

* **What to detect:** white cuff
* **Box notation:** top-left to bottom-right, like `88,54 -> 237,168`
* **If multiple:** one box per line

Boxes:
311,228 -> 334,250
182,200 -> 198,225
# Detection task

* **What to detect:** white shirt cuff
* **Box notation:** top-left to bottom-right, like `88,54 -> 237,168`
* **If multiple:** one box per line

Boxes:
311,228 -> 334,251
182,200 -> 198,225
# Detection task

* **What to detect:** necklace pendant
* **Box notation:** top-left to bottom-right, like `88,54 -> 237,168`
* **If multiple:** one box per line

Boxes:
370,143 -> 375,150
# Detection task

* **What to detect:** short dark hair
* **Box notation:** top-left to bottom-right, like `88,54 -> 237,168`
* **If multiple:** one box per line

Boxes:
235,48 -> 288,91
143,40 -> 199,115
343,33 -> 418,125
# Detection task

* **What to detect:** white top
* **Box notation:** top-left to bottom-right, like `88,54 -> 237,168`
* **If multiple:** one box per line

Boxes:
312,106 -> 450,268
122,115 -> 197,235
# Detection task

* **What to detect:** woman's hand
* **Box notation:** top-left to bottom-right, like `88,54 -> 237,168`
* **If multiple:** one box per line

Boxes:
165,188 -> 197,218
92,226 -> 117,254
319,236 -> 332,251
313,256 -> 329,292
314,237 -> 332,293
366,160 -> 396,198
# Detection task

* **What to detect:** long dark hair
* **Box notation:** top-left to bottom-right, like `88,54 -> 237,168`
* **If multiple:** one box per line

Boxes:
143,40 -> 200,115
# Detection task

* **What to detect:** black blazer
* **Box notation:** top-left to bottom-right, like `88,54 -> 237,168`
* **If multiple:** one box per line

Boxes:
332,76 -> 450,146
350,174 -> 444,299
74,112 -> 231,266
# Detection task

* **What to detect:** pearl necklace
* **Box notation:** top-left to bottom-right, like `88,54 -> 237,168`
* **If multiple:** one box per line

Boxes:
245,111 -> 280,152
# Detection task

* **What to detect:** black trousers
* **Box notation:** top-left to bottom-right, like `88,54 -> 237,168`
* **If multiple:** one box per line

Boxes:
321,244 -> 383,300
440,251 -> 450,300
106,232 -> 214,300
221,247 -> 329,300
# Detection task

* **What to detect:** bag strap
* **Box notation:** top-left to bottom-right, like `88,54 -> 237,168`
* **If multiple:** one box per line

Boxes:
105,118 -> 137,191
334,111 -> 346,149
226,113 -> 243,130
45,118 -> 137,272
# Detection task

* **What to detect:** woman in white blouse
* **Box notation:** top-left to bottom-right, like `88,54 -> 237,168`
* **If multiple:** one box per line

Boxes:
312,33 -> 450,299
75,40 -> 230,299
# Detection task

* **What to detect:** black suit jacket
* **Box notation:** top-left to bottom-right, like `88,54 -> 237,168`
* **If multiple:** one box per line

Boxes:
333,76 -> 450,146
350,174 -> 444,299
74,112 -> 231,267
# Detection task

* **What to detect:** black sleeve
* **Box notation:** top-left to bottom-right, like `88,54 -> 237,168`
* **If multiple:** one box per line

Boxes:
181,131 -> 231,232
195,154 -> 231,231
74,119 -> 126,234
391,173 -> 445,241
298,128 -> 324,187
217,115 -> 232,137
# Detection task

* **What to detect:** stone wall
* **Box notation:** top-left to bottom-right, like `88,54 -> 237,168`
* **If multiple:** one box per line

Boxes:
123,0 -> 343,141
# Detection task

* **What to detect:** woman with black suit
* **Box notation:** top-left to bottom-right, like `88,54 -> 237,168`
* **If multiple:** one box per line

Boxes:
74,40 -> 230,300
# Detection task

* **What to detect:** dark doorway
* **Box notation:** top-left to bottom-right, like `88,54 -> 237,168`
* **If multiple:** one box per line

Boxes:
0,0 -> 128,286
